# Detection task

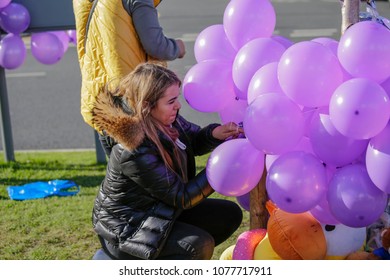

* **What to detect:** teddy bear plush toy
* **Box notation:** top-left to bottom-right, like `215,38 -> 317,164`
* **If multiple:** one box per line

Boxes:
347,228 -> 390,260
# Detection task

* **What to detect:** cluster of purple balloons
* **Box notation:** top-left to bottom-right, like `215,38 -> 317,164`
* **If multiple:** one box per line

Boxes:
0,0 -> 77,69
186,0 -> 390,228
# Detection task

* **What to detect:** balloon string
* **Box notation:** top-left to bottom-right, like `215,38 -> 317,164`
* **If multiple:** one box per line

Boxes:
359,0 -> 390,29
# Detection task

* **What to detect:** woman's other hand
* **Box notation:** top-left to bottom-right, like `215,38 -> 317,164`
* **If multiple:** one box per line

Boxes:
212,122 -> 244,141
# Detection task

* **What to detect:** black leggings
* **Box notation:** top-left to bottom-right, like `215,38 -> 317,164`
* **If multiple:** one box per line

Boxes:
99,198 -> 243,260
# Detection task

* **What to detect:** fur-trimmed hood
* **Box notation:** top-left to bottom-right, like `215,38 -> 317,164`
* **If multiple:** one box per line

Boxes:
92,90 -> 145,151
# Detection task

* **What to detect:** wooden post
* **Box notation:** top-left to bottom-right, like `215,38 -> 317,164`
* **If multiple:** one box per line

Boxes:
249,161 -> 268,229
341,0 -> 360,34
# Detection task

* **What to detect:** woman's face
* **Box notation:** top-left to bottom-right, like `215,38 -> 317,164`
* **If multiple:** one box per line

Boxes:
151,84 -> 182,126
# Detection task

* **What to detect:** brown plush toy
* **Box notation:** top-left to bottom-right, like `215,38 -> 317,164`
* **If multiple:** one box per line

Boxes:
347,229 -> 390,260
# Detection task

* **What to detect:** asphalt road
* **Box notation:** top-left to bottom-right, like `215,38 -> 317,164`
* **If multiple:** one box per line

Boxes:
2,0 -> 390,151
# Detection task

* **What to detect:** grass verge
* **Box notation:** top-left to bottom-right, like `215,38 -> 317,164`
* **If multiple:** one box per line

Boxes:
0,151 -> 248,260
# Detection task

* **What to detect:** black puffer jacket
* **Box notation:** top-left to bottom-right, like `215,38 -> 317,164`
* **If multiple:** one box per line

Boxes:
91,91 -> 222,260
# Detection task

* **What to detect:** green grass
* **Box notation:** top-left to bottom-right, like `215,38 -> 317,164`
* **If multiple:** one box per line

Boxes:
0,151 -> 248,260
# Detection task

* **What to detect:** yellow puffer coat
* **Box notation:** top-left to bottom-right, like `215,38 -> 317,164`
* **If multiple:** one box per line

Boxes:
73,0 -> 165,130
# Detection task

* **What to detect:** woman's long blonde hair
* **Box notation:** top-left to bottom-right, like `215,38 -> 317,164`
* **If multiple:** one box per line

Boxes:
114,63 -> 187,182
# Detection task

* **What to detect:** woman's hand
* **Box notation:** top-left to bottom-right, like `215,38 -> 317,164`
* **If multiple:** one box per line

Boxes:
212,122 -> 244,141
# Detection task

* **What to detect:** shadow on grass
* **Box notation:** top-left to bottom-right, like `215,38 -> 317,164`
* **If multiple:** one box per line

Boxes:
1,160 -> 106,189
0,161 -> 107,172
69,175 -> 105,188
1,175 -> 105,189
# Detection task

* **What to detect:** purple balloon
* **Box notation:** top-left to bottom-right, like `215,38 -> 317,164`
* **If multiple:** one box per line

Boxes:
223,0 -> 276,50
232,38 -> 286,100
0,0 -> 11,9
327,163 -> 388,228
67,29 -> 77,44
302,106 -> 322,137
247,62 -> 284,104
310,196 -> 340,225
266,151 -> 328,213
329,78 -> 390,139
183,59 -> 236,112
50,31 -> 69,53
31,32 -> 65,65
312,37 -> 338,52
381,76 -> 390,100
219,96 -> 247,125
236,192 -> 250,211
244,93 -> 305,154
338,21 -> 390,83
0,33 -> 26,69
325,164 -> 338,183
0,3 -> 30,34
206,138 -> 265,196
265,136 -> 314,171
194,24 -> 236,63
312,37 -> 352,82
309,111 -> 369,167
271,35 -> 294,49
366,123 -> 390,194
278,41 -> 343,107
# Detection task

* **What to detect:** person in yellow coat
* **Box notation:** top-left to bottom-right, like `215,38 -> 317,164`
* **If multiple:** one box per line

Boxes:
73,0 -> 186,154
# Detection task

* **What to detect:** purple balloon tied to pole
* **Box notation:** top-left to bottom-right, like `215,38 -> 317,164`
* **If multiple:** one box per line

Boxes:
31,32 -> 65,65
50,31 -> 70,53
0,33 -> 26,69
0,3 -> 30,34
67,30 -> 77,44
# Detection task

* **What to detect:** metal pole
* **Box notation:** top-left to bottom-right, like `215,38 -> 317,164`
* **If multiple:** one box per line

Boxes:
0,66 -> 15,162
94,130 -> 106,164
341,0 -> 360,34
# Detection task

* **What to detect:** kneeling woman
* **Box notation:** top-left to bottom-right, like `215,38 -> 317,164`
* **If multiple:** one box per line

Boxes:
92,63 -> 243,260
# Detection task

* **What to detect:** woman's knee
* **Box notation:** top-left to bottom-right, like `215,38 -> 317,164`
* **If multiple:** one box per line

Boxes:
180,231 -> 215,260
216,199 -> 243,227
230,201 -> 244,227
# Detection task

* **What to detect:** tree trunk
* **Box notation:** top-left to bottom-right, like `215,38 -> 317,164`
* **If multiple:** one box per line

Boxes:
249,162 -> 268,229
341,0 -> 360,34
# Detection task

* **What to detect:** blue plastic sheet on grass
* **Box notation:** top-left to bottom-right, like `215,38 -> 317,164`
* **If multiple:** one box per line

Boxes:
7,180 -> 79,201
